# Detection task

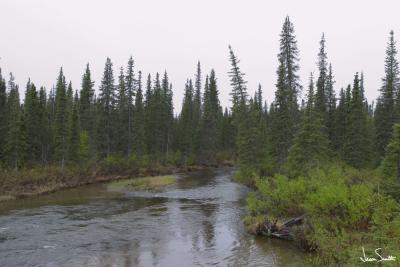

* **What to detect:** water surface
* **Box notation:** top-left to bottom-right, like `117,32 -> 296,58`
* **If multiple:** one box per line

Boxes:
0,168 -> 305,266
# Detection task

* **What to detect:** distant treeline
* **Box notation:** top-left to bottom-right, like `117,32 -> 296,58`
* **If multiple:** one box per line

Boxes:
1,16 -> 400,177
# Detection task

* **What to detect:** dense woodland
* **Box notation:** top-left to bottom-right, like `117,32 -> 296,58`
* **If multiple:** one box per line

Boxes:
0,17 -> 399,175
1,16 -> 400,264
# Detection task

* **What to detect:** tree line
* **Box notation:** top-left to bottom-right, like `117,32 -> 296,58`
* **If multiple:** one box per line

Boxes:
229,17 -> 400,179
0,56 -> 233,170
1,16 -> 400,178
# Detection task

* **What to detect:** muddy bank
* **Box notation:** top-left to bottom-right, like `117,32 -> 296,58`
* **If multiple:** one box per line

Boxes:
0,164 -> 214,201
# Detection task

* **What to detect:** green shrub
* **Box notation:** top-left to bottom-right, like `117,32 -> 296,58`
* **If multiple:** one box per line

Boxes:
245,162 -> 400,265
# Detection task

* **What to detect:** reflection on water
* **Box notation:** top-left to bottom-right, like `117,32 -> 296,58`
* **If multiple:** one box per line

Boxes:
0,168 -> 305,267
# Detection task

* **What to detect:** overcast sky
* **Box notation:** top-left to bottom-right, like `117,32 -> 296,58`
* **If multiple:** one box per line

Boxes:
1,0 -> 400,112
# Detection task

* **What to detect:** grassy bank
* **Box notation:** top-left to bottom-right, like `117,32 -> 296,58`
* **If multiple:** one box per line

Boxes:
107,175 -> 177,191
0,155 -> 212,201
241,163 -> 400,266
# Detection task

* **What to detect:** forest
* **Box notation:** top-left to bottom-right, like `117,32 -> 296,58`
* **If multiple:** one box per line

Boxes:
1,16 -> 400,265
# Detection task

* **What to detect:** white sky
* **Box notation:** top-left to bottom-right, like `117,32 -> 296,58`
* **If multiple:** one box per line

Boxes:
1,0 -> 400,112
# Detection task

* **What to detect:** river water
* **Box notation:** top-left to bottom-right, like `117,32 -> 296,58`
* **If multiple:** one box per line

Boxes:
0,168 -> 305,267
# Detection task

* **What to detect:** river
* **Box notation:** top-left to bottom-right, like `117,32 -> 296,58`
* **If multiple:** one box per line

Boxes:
0,168 -> 305,266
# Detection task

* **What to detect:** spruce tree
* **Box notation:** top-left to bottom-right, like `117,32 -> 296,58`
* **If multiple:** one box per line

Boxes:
24,81 -> 41,164
4,75 -> 27,170
375,31 -> 400,158
287,73 -> 329,176
315,33 -> 328,117
133,71 -> 145,157
97,58 -> 117,157
228,45 -> 248,125
116,67 -> 129,155
38,87 -> 49,164
192,61 -> 202,152
326,64 -> 336,148
179,79 -> 194,164
161,71 -> 173,158
125,57 -> 135,156
197,70 -> 221,165
66,82 -> 73,115
236,98 -> 263,171
79,64 -> 95,134
343,73 -> 372,168
144,74 -> 152,154
53,68 -> 68,168
68,91 -> 80,163
270,16 -> 301,166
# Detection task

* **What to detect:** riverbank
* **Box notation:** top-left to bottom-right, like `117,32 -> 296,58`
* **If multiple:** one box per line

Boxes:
241,163 -> 400,265
0,163 -> 218,201
107,175 -> 178,191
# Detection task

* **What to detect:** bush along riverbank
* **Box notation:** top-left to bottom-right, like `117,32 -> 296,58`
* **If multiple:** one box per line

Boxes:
241,162 -> 400,266
0,155 -> 233,201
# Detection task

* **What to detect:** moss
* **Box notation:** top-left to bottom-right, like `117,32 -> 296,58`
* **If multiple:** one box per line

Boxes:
108,175 -> 177,191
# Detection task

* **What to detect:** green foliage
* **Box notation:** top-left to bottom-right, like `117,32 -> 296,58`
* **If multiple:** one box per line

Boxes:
380,124 -> 400,200
53,68 -> 68,167
286,74 -> 329,176
233,168 -> 259,186
97,58 -> 117,158
342,73 -> 373,168
196,70 -> 222,165
78,131 -> 90,164
246,163 -> 400,265
67,92 -> 80,163
269,16 -> 301,165
133,71 -> 145,157
375,31 -> 400,158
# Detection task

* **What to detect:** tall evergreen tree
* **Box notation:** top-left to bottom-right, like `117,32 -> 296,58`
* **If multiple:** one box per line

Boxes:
38,87 -> 49,164
66,82 -> 73,114
133,71 -> 145,157
197,70 -> 221,165
192,61 -> 202,150
179,79 -> 194,164
236,98 -> 264,171
228,45 -> 248,125
53,68 -> 68,168
144,74 -> 152,154
287,73 -> 329,176
326,64 -> 336,147
79,64 -> 95,133
270,16 -> 301,166
98,58 -> 116,157
315,33 -> 328,117
4,74 -> 27,170
161,71 -> 173,157
375,31 -> 400,158
125,57 -> 135,156
116,67 -> 129,155
343,73 -> 372,168
24,81 -> 41,164
68,91 -> 80,162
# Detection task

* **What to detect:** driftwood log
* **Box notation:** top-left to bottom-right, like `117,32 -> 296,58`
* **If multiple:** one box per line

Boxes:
257,215 -> 305,240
